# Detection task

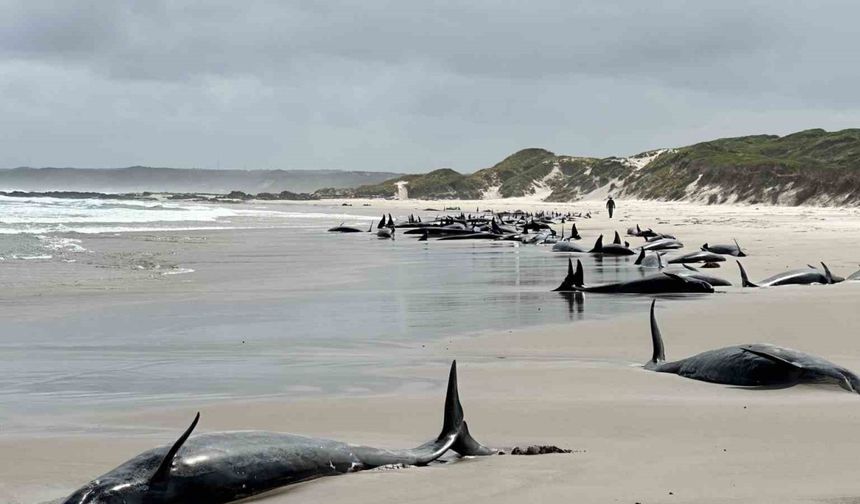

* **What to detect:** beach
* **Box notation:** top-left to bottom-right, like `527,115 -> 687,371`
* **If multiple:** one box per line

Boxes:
2,197 -> 860,504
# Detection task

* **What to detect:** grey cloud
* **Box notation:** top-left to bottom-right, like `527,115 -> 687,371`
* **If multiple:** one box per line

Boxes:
0,0 -> 859,171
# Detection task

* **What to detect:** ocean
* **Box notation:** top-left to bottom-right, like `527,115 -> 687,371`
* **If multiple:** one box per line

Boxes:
0,196 -> 704,435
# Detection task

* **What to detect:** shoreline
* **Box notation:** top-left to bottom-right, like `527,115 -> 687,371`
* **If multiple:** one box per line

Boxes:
3,197 -> 860,503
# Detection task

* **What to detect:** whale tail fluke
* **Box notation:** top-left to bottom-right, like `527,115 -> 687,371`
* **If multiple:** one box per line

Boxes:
737,261 -> 758,288
553,258 -> 575,291
573,259 -> 584,287
646,300 -> 666,370
589,235 -> 603,253
440,361 -> 496,456
821,262 -> 834,284
553,258 -> 584,291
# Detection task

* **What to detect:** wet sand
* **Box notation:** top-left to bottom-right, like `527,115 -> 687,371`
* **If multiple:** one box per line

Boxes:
3,198 -> 860,504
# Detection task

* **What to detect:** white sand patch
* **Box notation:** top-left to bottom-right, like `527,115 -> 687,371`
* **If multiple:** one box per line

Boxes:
578,176 -> 625,201
481,184 -> 502,200
526,166 -> 564,201
394,181 -> 409,200
684,174 -> 704,195
618,148 -> 669,170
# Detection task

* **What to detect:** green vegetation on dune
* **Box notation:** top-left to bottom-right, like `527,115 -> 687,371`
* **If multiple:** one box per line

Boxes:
322,129 -> 860,206
626,129 -> 860,204
472,148 -> 558,197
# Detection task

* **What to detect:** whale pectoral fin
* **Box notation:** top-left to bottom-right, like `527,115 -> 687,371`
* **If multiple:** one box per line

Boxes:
151,412 -> 200,488
739,347 -> 805,370
682,264 -> 698,272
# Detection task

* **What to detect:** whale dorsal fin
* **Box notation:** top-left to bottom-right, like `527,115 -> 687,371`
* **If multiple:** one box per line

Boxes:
736,261 -> 758,288
589,235 -> 603,253
635,248 -> 645,265
739,346 -> 804,369
613,231 -> 621,244
151,412 -> 200,488
733,238 -> 746,257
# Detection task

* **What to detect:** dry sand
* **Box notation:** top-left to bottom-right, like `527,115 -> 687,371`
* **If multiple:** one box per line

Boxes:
3,198 -> 860,504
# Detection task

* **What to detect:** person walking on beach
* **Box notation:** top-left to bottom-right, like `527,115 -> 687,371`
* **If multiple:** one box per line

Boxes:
606,196 -> 616,219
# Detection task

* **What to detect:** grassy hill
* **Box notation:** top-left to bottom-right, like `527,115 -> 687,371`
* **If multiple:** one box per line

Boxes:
318,129 -> 860,206
624,129 -> 860,204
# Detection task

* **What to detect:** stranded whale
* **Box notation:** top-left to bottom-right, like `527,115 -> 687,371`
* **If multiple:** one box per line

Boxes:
702,239 -> 746,257
737,261 -> 835,287
645,300 -> 860,392
588,235 -> 636,256
61,362 -> 499,504
554,259 -> 714,294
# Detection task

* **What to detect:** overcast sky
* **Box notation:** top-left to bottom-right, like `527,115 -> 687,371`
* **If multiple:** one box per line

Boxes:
1,1 -> 859,172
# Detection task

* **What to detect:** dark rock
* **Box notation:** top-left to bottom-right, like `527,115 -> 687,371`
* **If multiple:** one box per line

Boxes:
510,445 -> 572,455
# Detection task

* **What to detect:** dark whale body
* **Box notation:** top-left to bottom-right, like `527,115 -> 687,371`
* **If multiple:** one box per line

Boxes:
667,251 -> 726,264
554,259 -> 714,294
645,300 -> 860,392
328,223 -> 364,233
61,362 -> 495,504
678,264 -> 732,287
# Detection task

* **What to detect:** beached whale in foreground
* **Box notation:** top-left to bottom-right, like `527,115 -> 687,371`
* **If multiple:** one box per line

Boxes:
61,362 -> 497,504
645,300 -> 860,392
737,261 -> 835,287
554,258 -> 714,294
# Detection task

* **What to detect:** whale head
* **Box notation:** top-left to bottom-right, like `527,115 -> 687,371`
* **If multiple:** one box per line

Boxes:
663,272 -> 715,293
62,479 -> 151,504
